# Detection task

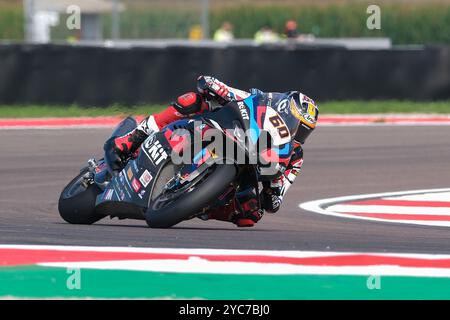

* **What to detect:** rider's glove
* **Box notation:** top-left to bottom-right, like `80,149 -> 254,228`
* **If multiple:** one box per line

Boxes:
104,128 -> 148,172
261,182 -> 282,213
197,75 -> 231,104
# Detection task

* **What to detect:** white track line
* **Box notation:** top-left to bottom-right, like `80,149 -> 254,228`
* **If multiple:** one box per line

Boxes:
5,244 -> 450,277
37,260 -> 450,277
299,188 -> 450,227
0,244 -> 351,258
3,244 -> 450,259
327,204 -> 450,216
384,192 -> 450,201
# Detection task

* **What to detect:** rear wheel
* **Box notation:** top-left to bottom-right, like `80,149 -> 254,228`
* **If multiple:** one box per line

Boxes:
58,168 -> 104,224
145,162 -> 237,228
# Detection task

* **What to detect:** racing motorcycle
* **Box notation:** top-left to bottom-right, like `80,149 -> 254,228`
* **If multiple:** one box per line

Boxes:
58,94 -> 297,228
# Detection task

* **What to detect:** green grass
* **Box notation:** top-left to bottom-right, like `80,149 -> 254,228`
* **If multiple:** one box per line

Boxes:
318,100 -> 450,114
0,101 -> 449,118
3,266 -> 450,299
0,104 -> 166,118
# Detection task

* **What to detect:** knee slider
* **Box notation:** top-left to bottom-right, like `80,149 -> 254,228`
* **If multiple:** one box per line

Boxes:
172,92 -> 205,115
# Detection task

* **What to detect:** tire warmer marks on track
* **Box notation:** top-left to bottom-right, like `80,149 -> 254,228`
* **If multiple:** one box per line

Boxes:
2,115 -> 450,129
300,188 -> 450,228
2,245 -> 450,299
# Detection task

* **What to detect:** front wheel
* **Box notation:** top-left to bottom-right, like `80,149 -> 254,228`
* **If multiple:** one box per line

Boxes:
58,168 -> 104,224
145,163 -> 237,228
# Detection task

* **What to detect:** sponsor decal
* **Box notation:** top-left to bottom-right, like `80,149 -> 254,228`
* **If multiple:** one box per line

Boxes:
132,161 -> 139,172
143,140 -> 168,166
119,177 -> 133,199
123,185 -> 132,199
103,189 -> 114,201
138,189 -> 146,199
307,103 -> 317,118
127,167 -> 133,180
119,171 -> 134,199
237,102 -> 250,120
304,112 -> 316,124
138,118 -> 150,134
302,94 -> 316,106
139,170 -> 153,188
290,99 -> 316,128
95,162 -> 107,173
131,178 -> 141,193
277,99 -> 289,114
271,195 -> 281,210
112,185 -> 120,196
119,172 -> 125,184
144,133 -> 157,147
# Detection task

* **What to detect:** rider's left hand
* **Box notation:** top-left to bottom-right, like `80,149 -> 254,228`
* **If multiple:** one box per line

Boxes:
197,76 -> 230,103
261,187 -> 282,213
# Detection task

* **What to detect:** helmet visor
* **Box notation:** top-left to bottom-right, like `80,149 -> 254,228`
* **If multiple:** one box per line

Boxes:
290,95 -> 319,143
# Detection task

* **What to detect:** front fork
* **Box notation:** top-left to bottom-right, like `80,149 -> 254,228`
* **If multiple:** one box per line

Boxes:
81,158 -> 110,190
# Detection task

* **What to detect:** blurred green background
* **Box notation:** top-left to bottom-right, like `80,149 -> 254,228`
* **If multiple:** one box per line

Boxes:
1,0 -> 449,44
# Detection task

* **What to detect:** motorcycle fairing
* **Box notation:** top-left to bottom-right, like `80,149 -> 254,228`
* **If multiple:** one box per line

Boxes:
95,130 -> 173,208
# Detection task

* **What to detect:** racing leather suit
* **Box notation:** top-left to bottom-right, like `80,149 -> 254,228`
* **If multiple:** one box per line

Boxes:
105,76 -> 306,227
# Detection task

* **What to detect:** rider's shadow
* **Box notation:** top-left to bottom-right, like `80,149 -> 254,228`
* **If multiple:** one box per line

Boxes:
169,226 -> 276,232
55,222 -> 275,231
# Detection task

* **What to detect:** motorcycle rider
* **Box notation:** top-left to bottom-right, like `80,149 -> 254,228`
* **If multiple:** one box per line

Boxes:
104,76 -> 319,227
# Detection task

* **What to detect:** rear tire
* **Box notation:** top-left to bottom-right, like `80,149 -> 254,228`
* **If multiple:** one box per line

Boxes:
145,164 -> 237,228
58,169 -> 104,225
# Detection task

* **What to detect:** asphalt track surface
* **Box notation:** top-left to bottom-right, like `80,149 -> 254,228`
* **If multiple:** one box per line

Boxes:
1,125 -> 450,254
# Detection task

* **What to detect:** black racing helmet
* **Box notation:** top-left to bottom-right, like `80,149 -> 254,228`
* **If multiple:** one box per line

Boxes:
290,93 -> 319,144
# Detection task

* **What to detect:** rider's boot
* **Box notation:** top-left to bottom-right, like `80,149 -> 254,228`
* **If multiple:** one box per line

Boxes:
104,116 -> 157,171
113,127 -> 148,156
104,91 -> 209,171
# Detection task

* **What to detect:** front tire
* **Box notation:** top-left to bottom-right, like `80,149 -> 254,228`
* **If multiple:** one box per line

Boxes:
58,169 -> 104,224
145,163 -> 237,228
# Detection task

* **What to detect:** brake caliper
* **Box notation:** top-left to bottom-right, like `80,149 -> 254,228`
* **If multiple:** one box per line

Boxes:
81,158 -> 97,188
